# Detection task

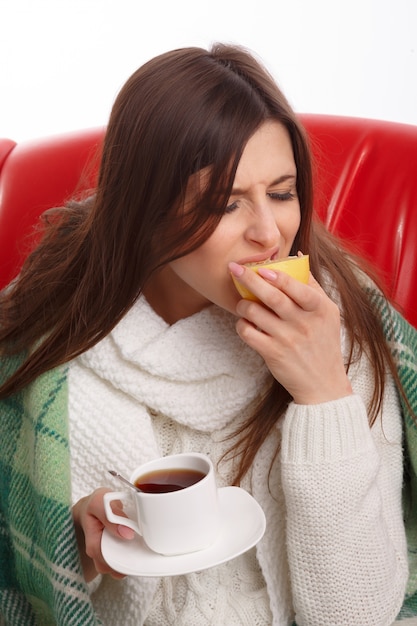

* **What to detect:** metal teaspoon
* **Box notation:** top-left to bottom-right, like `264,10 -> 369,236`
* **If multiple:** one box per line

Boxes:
108,469 -> 142,492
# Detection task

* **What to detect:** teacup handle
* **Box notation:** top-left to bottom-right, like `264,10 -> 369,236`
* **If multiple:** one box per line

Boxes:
103,491 -> 141,535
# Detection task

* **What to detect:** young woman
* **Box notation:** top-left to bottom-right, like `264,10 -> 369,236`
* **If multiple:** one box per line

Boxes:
0,44 -> 412,625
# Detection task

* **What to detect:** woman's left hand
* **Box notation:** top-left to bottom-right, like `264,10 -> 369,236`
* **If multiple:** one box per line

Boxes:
230,262 -> 352,404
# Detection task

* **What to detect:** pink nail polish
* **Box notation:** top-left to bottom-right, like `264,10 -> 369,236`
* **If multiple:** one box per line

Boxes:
118,525 -> 135,540
257,267 -> 277,280
229,262 -> 244,277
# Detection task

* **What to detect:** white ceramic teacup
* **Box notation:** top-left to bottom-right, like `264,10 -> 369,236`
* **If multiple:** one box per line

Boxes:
104,452 -> 220,556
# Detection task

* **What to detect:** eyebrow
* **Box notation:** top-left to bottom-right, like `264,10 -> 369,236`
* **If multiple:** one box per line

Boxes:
230,174 -> 297,196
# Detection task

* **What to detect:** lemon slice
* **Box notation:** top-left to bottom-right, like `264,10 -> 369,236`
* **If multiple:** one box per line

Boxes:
232,255 -> 310,301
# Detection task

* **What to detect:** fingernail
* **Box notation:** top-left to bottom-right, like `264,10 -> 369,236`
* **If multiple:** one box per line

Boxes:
118,525 -> 135,539
229,261 -> 244,277
257,268 -> 277,280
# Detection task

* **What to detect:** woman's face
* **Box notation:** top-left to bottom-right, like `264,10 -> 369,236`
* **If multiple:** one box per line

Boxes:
147,120 -> 301,322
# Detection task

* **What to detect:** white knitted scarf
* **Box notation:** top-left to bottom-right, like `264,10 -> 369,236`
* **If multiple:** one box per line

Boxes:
68,297 -> 286,624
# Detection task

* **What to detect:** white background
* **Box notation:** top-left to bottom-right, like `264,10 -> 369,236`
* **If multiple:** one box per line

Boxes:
1,0 -> 416,142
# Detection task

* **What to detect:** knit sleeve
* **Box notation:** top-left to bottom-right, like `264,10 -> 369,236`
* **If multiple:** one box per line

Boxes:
280,373 -> 407,625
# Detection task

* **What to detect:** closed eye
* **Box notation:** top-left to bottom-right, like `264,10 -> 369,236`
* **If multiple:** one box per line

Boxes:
268,191 -> 296,201
224,201 -> 239,214
225,190 -> 296,214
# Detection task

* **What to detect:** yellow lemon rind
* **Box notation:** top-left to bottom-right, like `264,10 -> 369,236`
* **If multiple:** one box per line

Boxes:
232,255 -> 310,301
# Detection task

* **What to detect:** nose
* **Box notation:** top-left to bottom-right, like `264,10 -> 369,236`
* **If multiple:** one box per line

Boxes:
245,202 -> 281,249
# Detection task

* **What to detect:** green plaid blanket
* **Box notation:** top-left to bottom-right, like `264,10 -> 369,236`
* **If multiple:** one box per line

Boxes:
0,294 -> 416,624
377,296 -> 417,620
0,355 -> 101,625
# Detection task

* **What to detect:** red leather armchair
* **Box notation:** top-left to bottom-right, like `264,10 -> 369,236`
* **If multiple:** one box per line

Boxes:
1,116 -> 417,328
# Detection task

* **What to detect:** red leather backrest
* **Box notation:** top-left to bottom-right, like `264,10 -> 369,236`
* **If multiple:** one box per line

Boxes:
0,128 -> 104,288
301,115 -> 417,327
1,116 -> 416,327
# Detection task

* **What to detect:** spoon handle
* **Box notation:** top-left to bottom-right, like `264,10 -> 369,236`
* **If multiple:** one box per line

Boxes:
108,470 -> 141,492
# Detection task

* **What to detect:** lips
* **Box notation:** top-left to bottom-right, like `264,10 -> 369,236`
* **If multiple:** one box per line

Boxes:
237,249 -> 280,266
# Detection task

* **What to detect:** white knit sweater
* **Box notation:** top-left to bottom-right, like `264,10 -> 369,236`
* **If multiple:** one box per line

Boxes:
68,296 -> 408,626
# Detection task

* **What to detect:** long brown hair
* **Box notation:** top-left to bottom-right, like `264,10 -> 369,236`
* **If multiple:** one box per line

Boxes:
0,44 -> 401,482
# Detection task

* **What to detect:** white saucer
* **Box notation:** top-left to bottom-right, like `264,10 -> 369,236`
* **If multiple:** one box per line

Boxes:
101,486 -> 266,577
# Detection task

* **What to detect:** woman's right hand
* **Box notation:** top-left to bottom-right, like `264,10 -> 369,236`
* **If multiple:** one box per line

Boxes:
230,263 -> 352,405
72,487 -> 135,582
